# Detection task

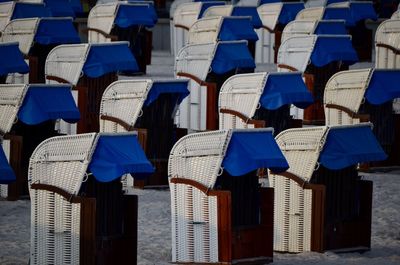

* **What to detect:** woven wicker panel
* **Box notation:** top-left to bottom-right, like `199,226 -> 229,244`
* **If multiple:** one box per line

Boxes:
0,18 -> 39,55
277,35 -> 317,73
173,2 -> 202,29
203,5 -> 233,18
99,79 -> 152,133
170,182 -> 219,263
187,16 -> 222,45
169,130 -> 229,188
272,126 -> 328,182
375,19 -> 400,69
219,72 -> 266,129
0,84 -> 27,134
295,7 -> 324,21
45,44 -> 90,86
257,3 -> 282,31
391,10 -> 400,19
88,3 -> 118,42
170,0 -> 191,18
281,20 -> 316,44
30,189 -> 80,265
0,2 -> 14,32
324,68 -> 373,125
28,133 -> 97,195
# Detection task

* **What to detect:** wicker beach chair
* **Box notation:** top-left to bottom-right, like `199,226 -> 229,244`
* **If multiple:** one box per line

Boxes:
0,42 -> 29,84
375,19 -> 400,69
29,132 -> 153,265
269,124 -> 386,253
169,128 -> 289,264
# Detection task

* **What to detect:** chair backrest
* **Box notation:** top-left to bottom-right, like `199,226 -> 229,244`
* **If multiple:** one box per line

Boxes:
324,68 -> 372,126
0,18 -> 39,55
281,20 -> 316,43
219,72 -> 266,129
173,2 -> 202,30
391,10 -> 400,19
271,126 -> 328,182
375,19 -> 400,69
203,5 -> 233,18
257,3 -> 283,32
277,35 -> 317,72
168,130 -> 230,188
237,0 -> 259,6
170,0 -> 191,18
99,79 -> 152,133
0,84 -> 27,135
187,16 -> 222,45
45,44 -> 90,85
0,2 -> 14,32
87,3 -> 118,43
295,6 -> 324,21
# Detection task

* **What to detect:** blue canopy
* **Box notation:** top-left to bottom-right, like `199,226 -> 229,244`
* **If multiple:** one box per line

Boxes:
278,3 -> 304,25
0,43 -> 29,76
222,130 -> 289,176
34,18 -> 80,45
44,0 -> 75,17
69,0 -> 83,14
0,147 -> 16,184
211,41 -> 256,75
260,72 -> 313,110
115,4 -> 158,28
259,0 -> 282,4
232,6 -> 263,29
314,20 -> 347,35
218,17 -> 259,42
83,43 -> 139,78
365,70 -> 400,105
88,134 -> 154,182
18,85 -> 80,125
311,36 -> 358,67
144,80 -> 189,106
349,2 -> 377,23
198,2 -> 225,18
12,3 -> 51,19
323,7 -> 354,26
319,125 -> 387,170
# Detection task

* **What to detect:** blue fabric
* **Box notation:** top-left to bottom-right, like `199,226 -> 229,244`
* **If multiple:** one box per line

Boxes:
218,17 -> 259,41
89,134 -> 154,182
278,3 -> 304,25
320,125 -> 387,170
260,72 -> 313,110
365,70 -> 400,105
222,130 -> 289,176
144,80 -> 189,106
311,36 -> 358,67
0,147 -> 15,184
259,0 -> 282,5
198,2 -> 225,18
115,4 -> 158,28
83,43 -> 139,78
211,42 -> 255,74
314,20 -> 347,35
0,43 -> 29,76
323,7 -> 355,26
349,2 -> 377,22
18,85 -> 80,125
232,6 -> 263,28
69,0 -> 83,14
34,18 -> 80,45
44,0 -> 75,17
12,3 -> 51,19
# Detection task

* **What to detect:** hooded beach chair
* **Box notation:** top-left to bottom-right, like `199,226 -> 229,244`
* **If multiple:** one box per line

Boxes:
169,128 -> 289,264
99,79 -> 189,188
0,83 -> 79,200
29,132 -> 154,265
45,41 -> 139,133
0,42 -> 29,84
269,124 -> 387,253
175,40 -> 255,131
375,19 -> 400,69
218,72 -> 313,134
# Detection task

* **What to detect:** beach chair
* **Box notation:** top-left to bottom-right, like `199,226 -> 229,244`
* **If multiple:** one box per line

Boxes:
324,68 -> 400,166
87,2 -> 157,73
0,17 -> 80,84
218,72 -> 313,134
277,34 -> 358,124
375,19 -> 400,69
0,42 -> 29,84
175,40 -> 255,131
45,42 -> 139,134
257,2 -> 304,63
29,132 -> 154,265
269,124 -> 386,253
0,84 -> 79,200
169,128 -> 289,264
171,1 -> 225,56
99,79 -> 189,188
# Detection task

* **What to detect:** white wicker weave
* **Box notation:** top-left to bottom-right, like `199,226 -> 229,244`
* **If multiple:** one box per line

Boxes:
87,3 -> 118,43
257,3 -> 283,32
0,18 -> 39,55
202,5 -> 233,18
375,19 -> 400,69
391,10 -> 400,19
281,20 -> 317,44
0,2 -> 14,32
295,6 -> 324,21
0,84 -> 27,135
324,68 -> 373,126
277,35 -> 317,72
218,72 -> 267,129
187,16 -> 222,45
